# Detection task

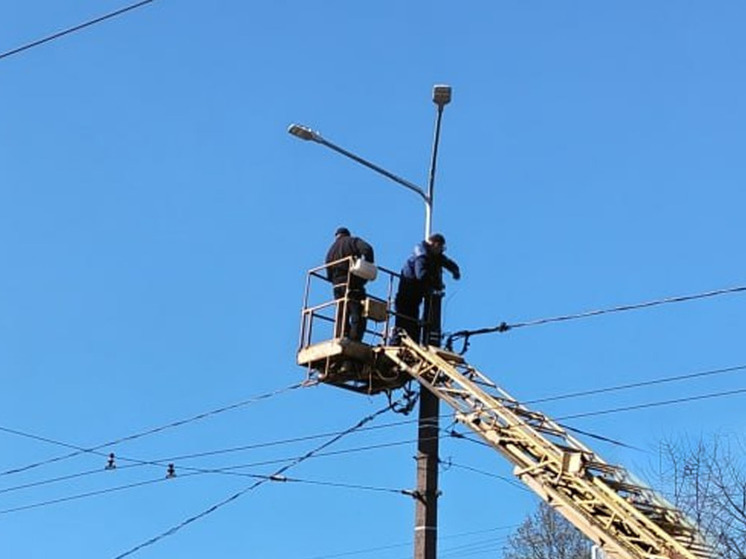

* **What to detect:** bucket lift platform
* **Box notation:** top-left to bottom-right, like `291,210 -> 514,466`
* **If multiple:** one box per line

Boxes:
297,261 -> 715,557
297,338 -> 407,394
296,259 -> 408,394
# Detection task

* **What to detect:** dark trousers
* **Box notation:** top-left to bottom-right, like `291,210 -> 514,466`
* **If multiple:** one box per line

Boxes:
394,281 -> 424,343
333,285 -> 366,342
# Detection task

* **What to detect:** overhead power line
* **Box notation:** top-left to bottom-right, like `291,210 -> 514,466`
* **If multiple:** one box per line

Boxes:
4,362 -> 742,501
0,0 -> 157,61
447,283 -> 746,351
0,381 -> 307,478
111,401 -> 396,559
297,526 -> 516,559
7,379 -> 743,515
557,386 -> 746,421
443,459 -> 527,491
524,364 -> 746,406
0,476 -> 168,515
147,415 -> 421,464
0,468 -> 411,517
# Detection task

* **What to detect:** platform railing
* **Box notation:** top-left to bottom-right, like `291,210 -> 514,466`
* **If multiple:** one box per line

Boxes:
298,257 -> 401,352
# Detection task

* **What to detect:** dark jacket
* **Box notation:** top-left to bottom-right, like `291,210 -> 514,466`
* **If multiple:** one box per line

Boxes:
325,235 -> 375,288
400,241 -> 460,293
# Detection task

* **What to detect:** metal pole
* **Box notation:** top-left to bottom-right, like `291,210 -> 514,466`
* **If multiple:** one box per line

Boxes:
414,295 -> 442,559
414,86 -> 450,559
424,104 -> 445,238
288,85 -> 453,559
291,127 -> 428,204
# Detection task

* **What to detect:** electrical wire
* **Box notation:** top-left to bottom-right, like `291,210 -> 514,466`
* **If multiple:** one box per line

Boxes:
0,0 -> 157,61
0,475 -> 170,515
0,468 -> 413,517
557,386 -> 746,421
0,432 -> 440,499
275,476 -> 410,495
559,425 -> 642,451
438,535 -> 511,558
138,415 -> 421,463
524,364 -> 746,406
0,466 -> 103,496
111,401 -> 396,559
443,460 -> 527,491
4,363 -> 742,505
9,383 -> 738,518
447,283 -> 746,351
144,437 -> 429,473
5,361 -> 742,500
0,428 -> 507,503
0,381 -> 306,478
297,525 -> 516,559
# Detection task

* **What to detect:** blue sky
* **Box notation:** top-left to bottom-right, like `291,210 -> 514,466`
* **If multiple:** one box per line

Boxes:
1,2 -> 745,558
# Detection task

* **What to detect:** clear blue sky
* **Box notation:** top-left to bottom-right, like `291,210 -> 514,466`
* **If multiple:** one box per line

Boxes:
1,2 -> 745,558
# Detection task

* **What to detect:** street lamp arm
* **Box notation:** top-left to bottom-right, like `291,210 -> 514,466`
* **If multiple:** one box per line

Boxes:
287,123 -> 429,203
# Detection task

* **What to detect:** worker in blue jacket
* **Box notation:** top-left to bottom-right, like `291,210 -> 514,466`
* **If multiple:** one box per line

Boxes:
394,233 -> 460,343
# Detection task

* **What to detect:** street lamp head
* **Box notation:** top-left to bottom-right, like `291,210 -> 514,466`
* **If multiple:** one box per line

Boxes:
432,84 -> 452,107
287,123 -> 318,141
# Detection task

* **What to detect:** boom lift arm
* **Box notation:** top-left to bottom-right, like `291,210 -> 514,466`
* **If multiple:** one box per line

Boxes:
382,335 -> 715,559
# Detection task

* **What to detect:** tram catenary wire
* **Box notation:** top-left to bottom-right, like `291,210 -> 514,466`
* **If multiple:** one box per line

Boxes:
0,381 -> 306,478
0,469 -> 414,516
446,283 -> 746,353
6,382 -> 743,518
0,418 -> 695,512
5,283 -> 732,478
524,363 -> 746,405
443,460 -> 527,491
4,358 -> 743,478
0,430 -> 498,500
7,381 -> 740,509
0,0 -> 157,61
1,427 -> 484,501
557,386 -> 746,421
111,401 -> 397,559
0,421 -> 429,497
3,362 -> 744,497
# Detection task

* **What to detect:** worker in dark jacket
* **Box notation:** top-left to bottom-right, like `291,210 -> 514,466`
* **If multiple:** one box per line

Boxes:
394,233 -> 460,343
325,227 -> 375,341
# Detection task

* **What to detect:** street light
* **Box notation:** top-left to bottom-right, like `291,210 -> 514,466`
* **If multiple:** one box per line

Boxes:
433,84 -> 452,107
288,85 -> 452,559
287,85 -> 450,239
287,124 -> 318,141
286,122 -> 430,212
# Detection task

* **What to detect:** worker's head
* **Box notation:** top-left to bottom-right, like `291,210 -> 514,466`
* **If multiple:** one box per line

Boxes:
427,233 -> 446,254
335,227 -> 351,238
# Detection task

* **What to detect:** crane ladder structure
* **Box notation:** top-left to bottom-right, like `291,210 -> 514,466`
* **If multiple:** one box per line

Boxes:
381,335 -> 715,559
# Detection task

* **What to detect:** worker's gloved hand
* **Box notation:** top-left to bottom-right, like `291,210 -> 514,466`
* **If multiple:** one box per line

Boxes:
452,268 -> 461,280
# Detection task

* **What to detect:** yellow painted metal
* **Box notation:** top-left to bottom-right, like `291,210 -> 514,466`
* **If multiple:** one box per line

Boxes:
382,336 -> 715,559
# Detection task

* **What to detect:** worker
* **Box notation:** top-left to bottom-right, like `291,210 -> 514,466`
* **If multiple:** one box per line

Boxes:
325,227 -> 375,342
394,233 -> 460,343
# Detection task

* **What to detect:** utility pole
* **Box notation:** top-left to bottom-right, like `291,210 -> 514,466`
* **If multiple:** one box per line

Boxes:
414,85 -> 451,559
415,290 -> 443,559
288,84 -> 453,559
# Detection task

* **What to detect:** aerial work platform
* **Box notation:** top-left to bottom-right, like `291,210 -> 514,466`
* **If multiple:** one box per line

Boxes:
297,261 -> 715,558
296,258 -> 408,394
